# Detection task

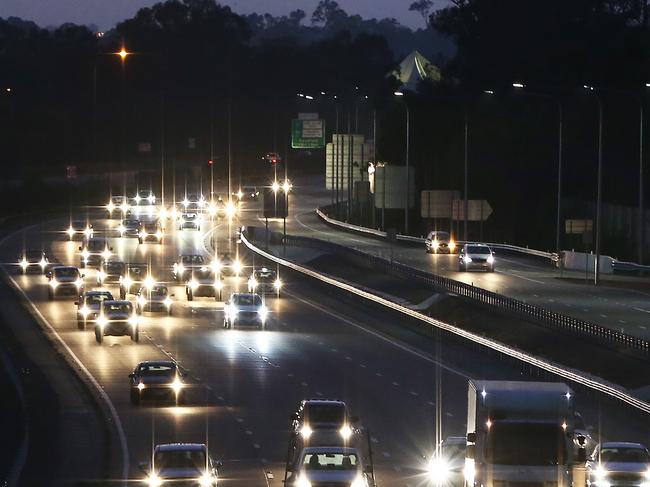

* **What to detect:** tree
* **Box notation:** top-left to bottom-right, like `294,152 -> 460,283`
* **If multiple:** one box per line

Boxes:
409,0 -> 434,25
311,0 -> 347,26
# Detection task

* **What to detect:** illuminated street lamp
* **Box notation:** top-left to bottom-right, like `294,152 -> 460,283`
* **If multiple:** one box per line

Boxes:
117,47 -> 129,62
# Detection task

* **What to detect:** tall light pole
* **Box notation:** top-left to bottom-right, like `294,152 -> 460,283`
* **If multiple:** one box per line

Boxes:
395,91 -> 410,234
463,105 -> 469,241
117,47 -> 129,169
512,83 -> 564,252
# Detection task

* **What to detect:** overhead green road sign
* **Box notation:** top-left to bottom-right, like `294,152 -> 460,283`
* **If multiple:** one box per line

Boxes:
292,119 -> 325,149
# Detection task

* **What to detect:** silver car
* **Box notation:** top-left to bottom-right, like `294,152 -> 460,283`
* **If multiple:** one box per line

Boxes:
286,446 -> 373,487
586,442 -> 650,487
425,231 -> 456,254
47,266 -> 84,300
223,293 -> 268,329
142,443 -> 218,487
458,243 -> 495,272
95,300 -> 139,344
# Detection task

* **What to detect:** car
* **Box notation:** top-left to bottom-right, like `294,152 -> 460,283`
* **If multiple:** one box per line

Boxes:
172,254 -> 206,281
79,237 -> 113,268
134,190 -> 156,205
186,267 -> 223,301
17,249 -> 49,274
427,437 -> 466,487
248,267 -> 282,296
425,231 -> 456,254
138,219 -> 163,244
458,243 -> 495,272
97,260 -> 126,285
285,446 -> 372,487
129,361 -> 186,405
75,290 -> 113,330
223,293 -> 268,329
142,443 -> 219,487
181,193 -> 206,211
136,285 -> 173,315
218,252 -> 242,277
47,266 -> 84,300
178,211 -> 202,230
290,399 -> 359,445
66,220 -> 93,240
240,185 -> 259,200
105,195 -> 129,218
586,442 -> 650,487
95,300 -> 139,344
119,263 -> 151,299
118,218 -> 141,238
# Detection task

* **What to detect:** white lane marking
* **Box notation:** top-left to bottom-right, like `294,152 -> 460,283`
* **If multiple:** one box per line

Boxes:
495,270 -> 545,285
288,292 -> 472,379
1,267 -> 130,485
634,307 -> 650,314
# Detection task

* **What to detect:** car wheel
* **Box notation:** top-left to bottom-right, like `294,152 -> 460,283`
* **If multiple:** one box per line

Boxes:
48,290 -> 54,301
120,288 -> 126,300
80,262 -> 86,269
167,307 -> 172,316
131,328 -> 140,343
95,328 -> 103,344
138,238 -> 143,244
187,290 -> 193,301
130,389 -> 140,405
77,319 -> 85,331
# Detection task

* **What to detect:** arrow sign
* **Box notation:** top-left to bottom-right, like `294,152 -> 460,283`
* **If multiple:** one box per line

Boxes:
451,199 -> 493,221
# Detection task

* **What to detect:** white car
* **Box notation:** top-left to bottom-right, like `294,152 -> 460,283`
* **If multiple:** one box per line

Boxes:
95,300 -> 139,344
458,243 -> 495,272
425,231 -> 456,254
136,285 -> 173,315
586,442 -> 650,487
142,443 -> 218,487
286,446 -> 372,487
223,293 -> 267,329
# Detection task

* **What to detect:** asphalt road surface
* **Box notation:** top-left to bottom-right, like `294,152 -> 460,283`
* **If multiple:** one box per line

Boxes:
2,198 -> 650,486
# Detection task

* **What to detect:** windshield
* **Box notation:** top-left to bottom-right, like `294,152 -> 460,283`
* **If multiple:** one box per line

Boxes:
254,270 -> 276,282
431,232 -> 450,240
234,294 -> 262,306
487,423 -> 566,466
303,453 -> 358,471
127,265 -> 147,276
111,196 -> 124,203
103,302 -> 132,314
54,268 -> 79,278
182,255 -> 204,265
467,246 -> 491,254
105,262 -> 125,273
154,450 -> 206,471
150,286 -> 168,296
599,447 -> 650,463
143,222 -> 159,230
123,220 -> 139,227
139,363 -> 176,376
243,186 -> 256,192
24,250 -> 42,260
306,404 -> 345,424
86,294 -> 111,305
87,240 -> 106,250
71,221 -> 88,229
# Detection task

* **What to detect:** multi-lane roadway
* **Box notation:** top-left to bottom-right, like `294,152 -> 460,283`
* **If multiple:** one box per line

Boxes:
2,193 -> 650,486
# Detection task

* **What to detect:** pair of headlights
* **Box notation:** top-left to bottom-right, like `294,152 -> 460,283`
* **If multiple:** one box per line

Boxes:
299,424 -> 353,440
146,471 -> 214,487
50,278 -> 83,288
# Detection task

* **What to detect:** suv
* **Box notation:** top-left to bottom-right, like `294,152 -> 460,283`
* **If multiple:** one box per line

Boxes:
458,243 -> 495,272
248,267 -> 282,296
118,218 -> 140,238
66,220 -> 93,241
425,231 -> 456,254
95,300 -> 139,344
290,399 -> 358,444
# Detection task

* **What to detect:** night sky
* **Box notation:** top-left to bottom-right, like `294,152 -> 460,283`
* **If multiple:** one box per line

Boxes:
0,0 -> 434,30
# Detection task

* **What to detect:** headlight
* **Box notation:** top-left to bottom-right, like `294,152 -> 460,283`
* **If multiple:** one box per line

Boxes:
83,227 -> 92,237
163,297 -> 173,307
199,472 -> 215,487
487,254 -> 495,264
122,277 -> 133,288
233,259 -> 242,275
176,264 -> 185,274
182,198 -> 190,207
210,260 -> 222,273
208,203 -> 218,217
463,458 -> 475,485
50,280 -> 59,288
138,296 -> 147,306
118,225 -> 125,235
102,249 -> 112,260
300,425 -> 312,439
350,475 -> 367,487
428,456 -> 450,484
146,472 -> 162,487
144,276 -> 156,289
225,201 -> 237,219
159,208 -> 168,219
74,278 -> 84,288
67,227 -> 75,237
119,203 -> 129,213
190,280 -> 199,290
171,377 -> 183,394
129,315 -> 139,327
594,465 -> 608,482
296,474 -> 312,487
214,280 -> 224,290
249,278 -> 258,289
155,231 -> 162,240
339,424 -> 353,440
81,250 -> 90,259
449,241 -> 456,251
107,202 -> 115,213
19,258 -> 28,269
98,270 -> 106,281
80,305 -> 91,317
258,305 -> 268,322
432,239 -> 440,249
97,316 -> 108,328
463,255 -> 473,264
147,195 -> 155,203
139,232 -> 147,239
137,382 -> 145,391
39,258 -> 47,268
274,278 -> 282,290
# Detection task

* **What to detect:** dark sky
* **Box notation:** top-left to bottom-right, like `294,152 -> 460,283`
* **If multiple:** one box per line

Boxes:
0,0 -> 434,30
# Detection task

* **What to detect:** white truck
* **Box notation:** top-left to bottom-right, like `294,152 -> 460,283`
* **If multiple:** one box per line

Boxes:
464,380 -> 586,487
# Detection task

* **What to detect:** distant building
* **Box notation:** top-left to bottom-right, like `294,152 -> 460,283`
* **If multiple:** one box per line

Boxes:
391,50 -> 441,92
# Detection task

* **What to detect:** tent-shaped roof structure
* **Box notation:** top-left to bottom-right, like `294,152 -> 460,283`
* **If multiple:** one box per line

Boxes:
392,50 -> 441,92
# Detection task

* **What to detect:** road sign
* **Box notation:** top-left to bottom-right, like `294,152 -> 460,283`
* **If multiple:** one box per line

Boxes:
451,199 -> 492,221
421,190 -> 460,218
565,219 -> 593,234
292,119 -> 325,149
263,188 -> 288,219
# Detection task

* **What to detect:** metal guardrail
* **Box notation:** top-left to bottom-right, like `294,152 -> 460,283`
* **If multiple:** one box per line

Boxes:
241,228 -> 650,414
612,260 -> 650,274
256,228 -> 649,355
315,208 -> 560,263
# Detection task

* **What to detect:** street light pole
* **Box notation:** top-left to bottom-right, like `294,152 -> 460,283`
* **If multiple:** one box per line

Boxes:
463,105 -> 469,241
556,102 -> 563,254
595,97 -> 603,285
405,104 -> 410,235
639,101 -> 645,264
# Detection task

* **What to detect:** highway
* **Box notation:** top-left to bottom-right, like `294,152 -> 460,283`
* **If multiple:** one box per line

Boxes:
2,197 -> 650,486
278,176 -> 650,339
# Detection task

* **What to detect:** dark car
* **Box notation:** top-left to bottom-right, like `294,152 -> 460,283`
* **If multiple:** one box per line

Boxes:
138,219 -> 163,244
79,237 -> 113,268
118,219 -> 140,238
47,266 -> 84,300
247,267 -> 282,296
290,399 -> 358,445
172,254 -> 206,281
97,260 -> 126,285
95,300 -> 139,344
186,267 -> 222,301
66,220 -> 93,241
75,290 -> 113,330
136,285 -> 173,315
129,361 -> 186,405
18,249 -> 49,274
119,263 -> 150,299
